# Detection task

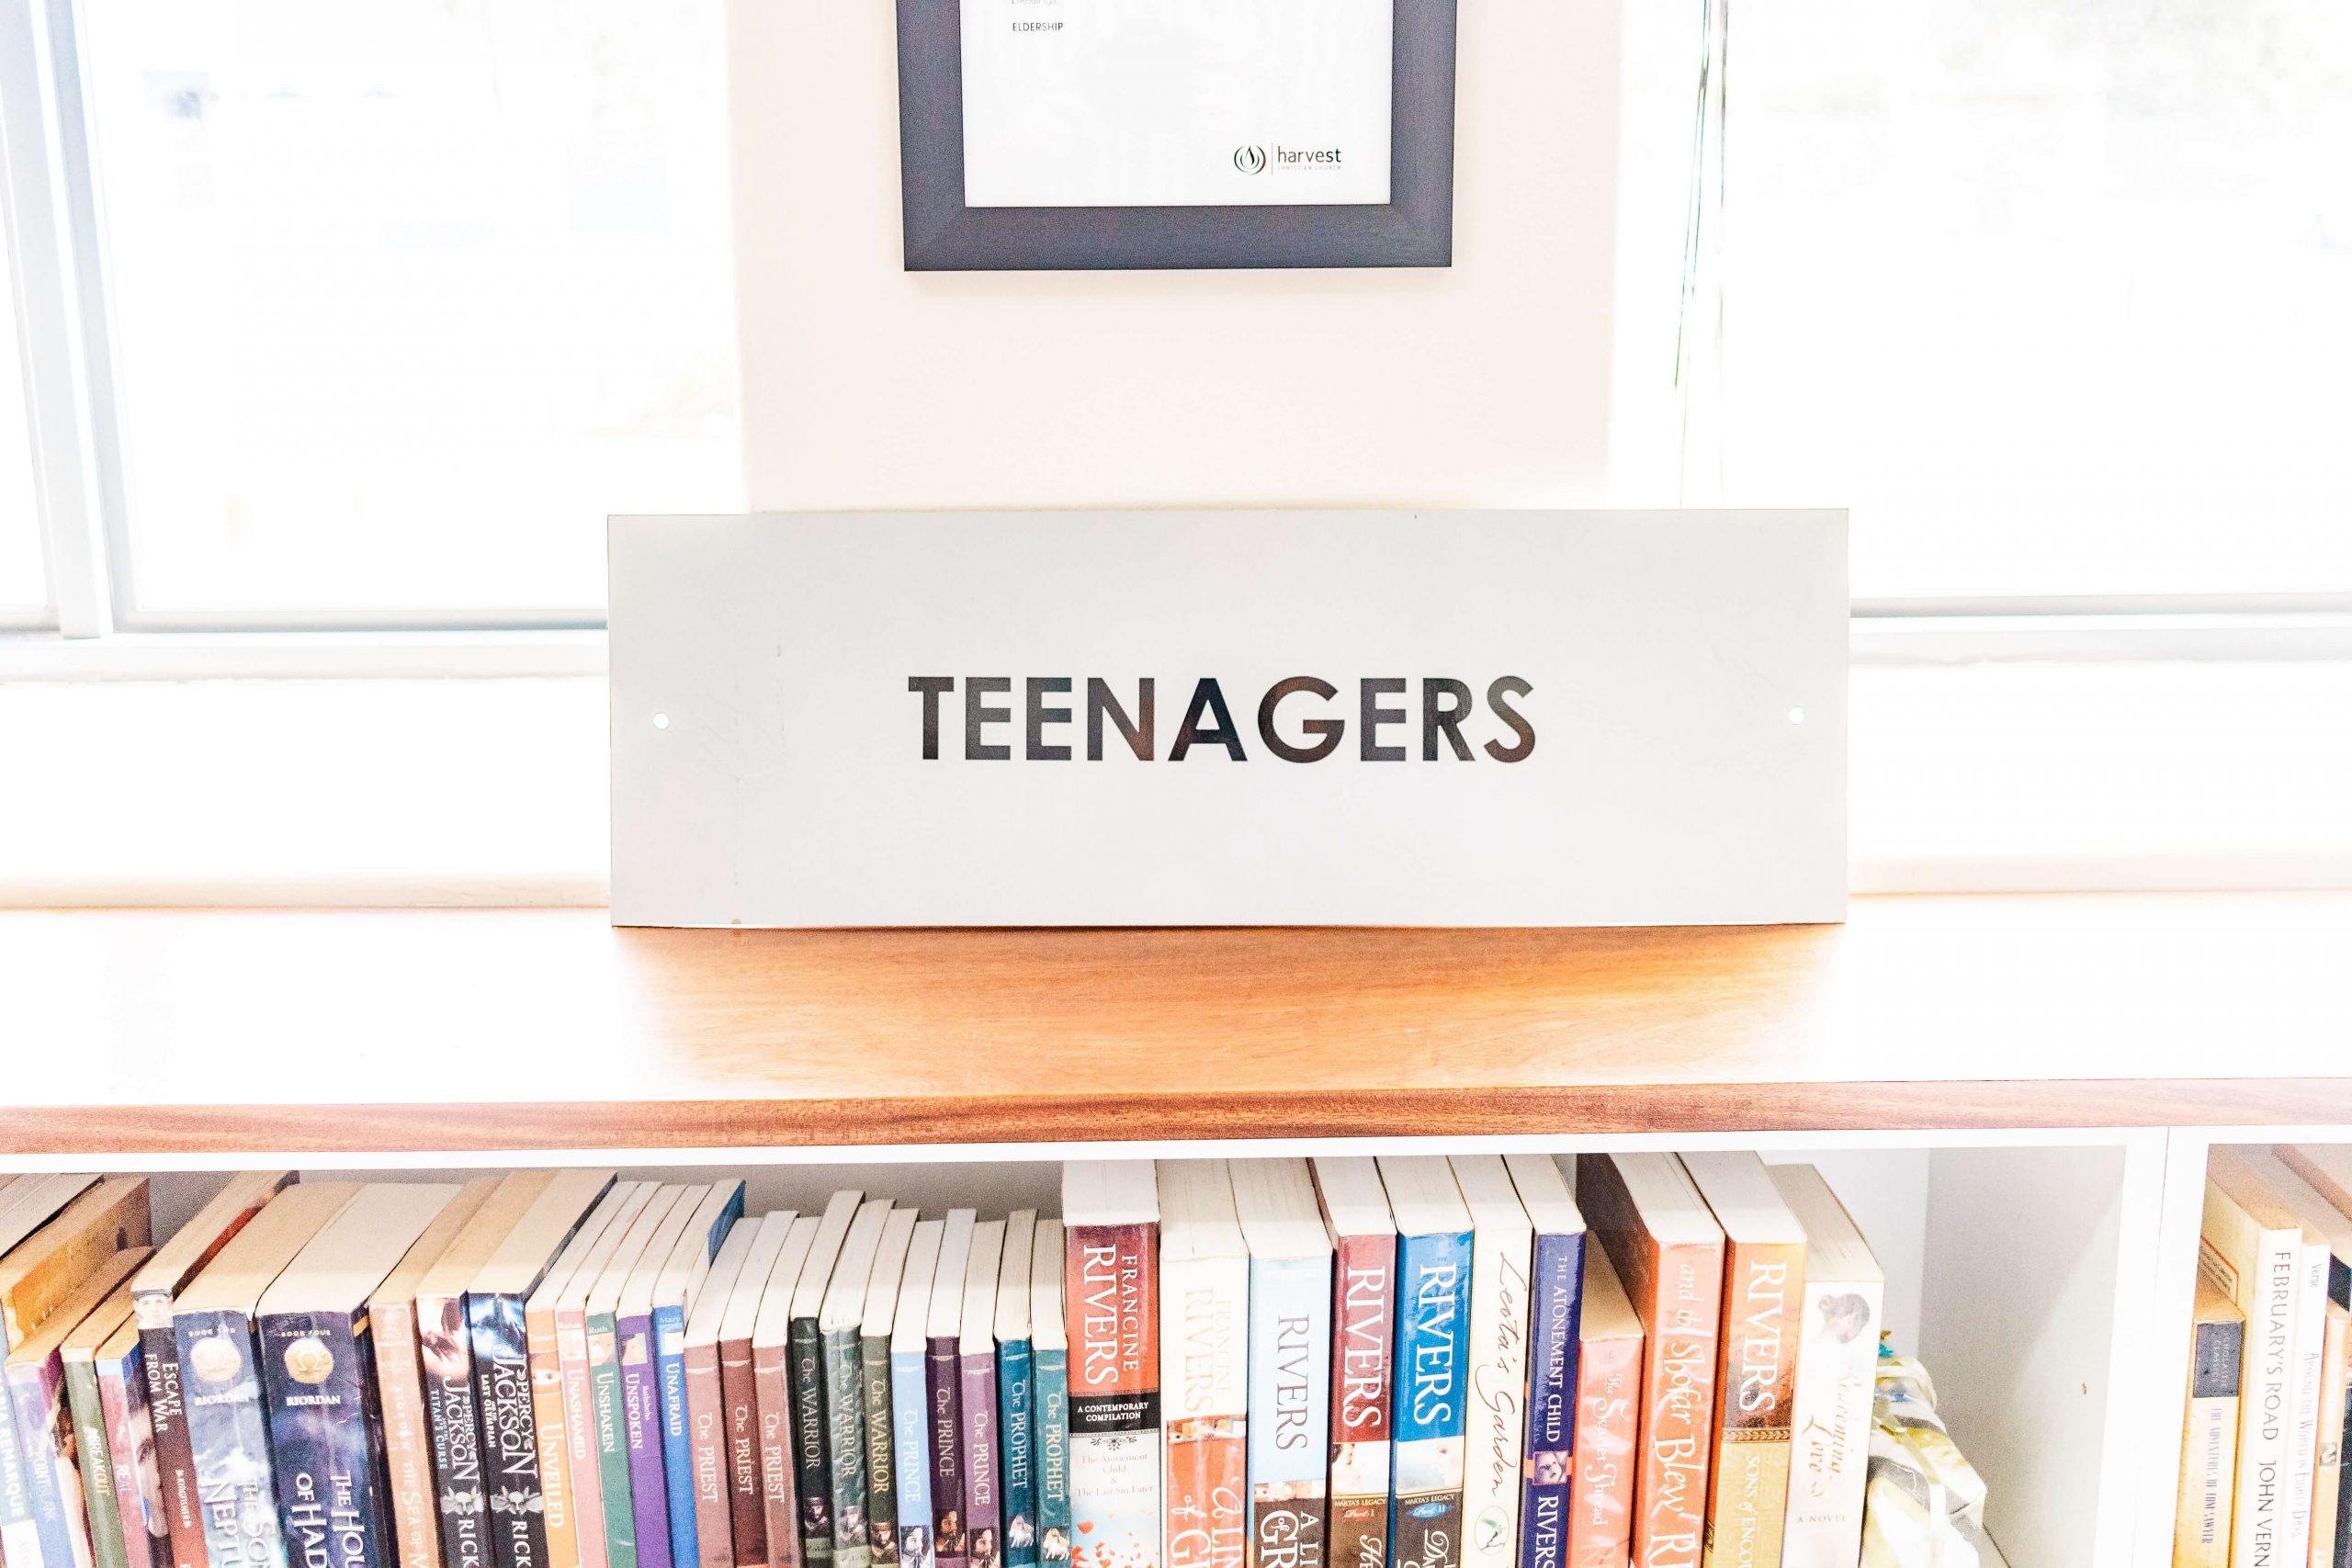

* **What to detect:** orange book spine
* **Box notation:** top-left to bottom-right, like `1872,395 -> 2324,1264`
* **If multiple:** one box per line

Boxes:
1164,1430 -> 1246,1568
531,1298 -> 584,1568
374,1296 -> 447,1568
1566,1332 -> 1640,1568
1702,1241 -> 1800,1568
1634,1240 -> 1720,1568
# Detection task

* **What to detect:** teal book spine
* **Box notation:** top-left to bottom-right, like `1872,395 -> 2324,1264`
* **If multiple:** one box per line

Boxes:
1030,1349 -> 1069,1568
591,1309 -> 640,1568
996,1342 -> 1035,1568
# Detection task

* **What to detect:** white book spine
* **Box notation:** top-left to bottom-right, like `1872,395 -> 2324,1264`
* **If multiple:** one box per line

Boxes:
1160,1250 -> 1248,1568
1460,1216 -> 1532,1568
2222,1224 -> 2305,1568
1243,1256 -> 1329,1563
1778,1273 -> 1882,1568
2283,1239 -> 2331,1566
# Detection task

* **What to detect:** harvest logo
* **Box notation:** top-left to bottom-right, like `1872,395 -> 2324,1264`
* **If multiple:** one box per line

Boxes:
1234,144 -> 1267,175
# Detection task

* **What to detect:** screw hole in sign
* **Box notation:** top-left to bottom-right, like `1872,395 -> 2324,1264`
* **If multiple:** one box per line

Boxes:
652,712 -> 670,730
1787,706 -> 1806,725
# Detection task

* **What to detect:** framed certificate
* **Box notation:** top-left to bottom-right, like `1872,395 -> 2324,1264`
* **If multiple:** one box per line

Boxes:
897,0 -> 1458,270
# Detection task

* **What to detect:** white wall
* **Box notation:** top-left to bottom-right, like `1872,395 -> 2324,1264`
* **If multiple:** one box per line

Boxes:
729,0 -> 1633,512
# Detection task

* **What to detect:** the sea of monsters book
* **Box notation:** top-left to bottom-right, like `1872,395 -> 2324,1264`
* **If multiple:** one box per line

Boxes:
1576,1155 -> 1724,1568
132,1172 -> 294,1568
958,1221 -> 1006,1568
1228,1160 -> 1329,1568
258,1185 -> 462,1568
1501,1155 -> 1584,1568
659,1185 -> 750,1568
175,1182 -> 361,1568
2175,1278 -> 2244,1568
687,1222 -> 761,1568
1680,1154 -> 1804,1568
9,1250 -> 148,1568
623,1186 -> 718,1568
2277,1145 -> 2352,1568
539,1185 -> 659,1568
827,1201 -> 896,1568
1061,1163 -> 1159,1568
2202,1147 -> 2310,1568
863,1210 -> 920,1568
592,1186 -> 693,1568
558,1189 -> 663,1568
96,1316 -> 167,1568
371,1179 -> 501,1568
1379,1157 -> 1474,1568
788,1193 -> 865,1568
1564,1246 -> 1638,1568
722,1215 -> 796,1568
417,1173 -> 559,1568
1029,1221 -> 1069,1568
925,1212 -> 977,1568
756,1216 -> 825,1568
890,1222 -> 944,1568
1311,1159 -> 1395,1568
65,1284 -> 141,1568
995,1212 -> 1037,1568
0,1174 -> 104,1568
1448,1157 -> 1532,1568
1762,1167 -> 1879,1568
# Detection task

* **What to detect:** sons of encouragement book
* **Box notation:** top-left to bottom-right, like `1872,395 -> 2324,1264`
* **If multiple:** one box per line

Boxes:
1377,1158 -> 1474,1568
827,1200 -> 898,1568
1310,1159 -> 1396,1568
1060,1162 -> 1160,1568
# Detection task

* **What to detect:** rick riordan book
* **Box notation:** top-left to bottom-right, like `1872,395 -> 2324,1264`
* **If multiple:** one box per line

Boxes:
131,1172 -> 294,1568
368,1179 -> 501,1568
10,1252 -> 148,1568
590,1186 -> 693,1568
1026,1223 -> 1069,1568
993,1212 -> 1037,1568
1501,1156 -> 1584,1568
862,1211 -> 920,1568
720,1214 -> 797,1568
1763,1166 -> 1880,1568
689,1224 -> 762,1568
787,1193 -> 866,1568
64,1289 -> 141,1568
889,1223 -> 944,1568
925,1211 -> 977,1568
957,1222 -> 1006,1568
755,1216 -> 825,1568
1311,1159 -> 1396,1568
658,1185 -> 751,1568
1565,1245 -> 1640,1568
2203,1146 -> 2317,1568
2175,1278 -> 2243,1568
1448,1157 -> 1532,1568
623,1187 -> 718,1568
1229,1160 -> 1330,1568
95,1314 -> 168,1568
258,1184 -> 464,1568
827,1201 -> 896,1568
1060,1163 -> 1159,1568
556,1187 -> 663,1568
1378,1157 -> 1473,1568
1159,1163 -> 1248,1568
528,1183 -> 651,1568
1576,1155 -> 1724,1568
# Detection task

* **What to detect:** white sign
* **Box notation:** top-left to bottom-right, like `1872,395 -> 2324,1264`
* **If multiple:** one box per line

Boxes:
609,511 -> 1847,929
958,0 -> 1394,208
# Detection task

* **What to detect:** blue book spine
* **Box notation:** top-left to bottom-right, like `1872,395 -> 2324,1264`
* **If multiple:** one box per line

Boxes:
995,1341 -> 1035,1568
1389,1231 -> 1472,1568
1246,1254 -> 1331,1568
1515,1234 -> 1583,1568
0,1314 -> 40,1568
656,1301 -> 698,1568
260,1311 -> 393,1568
890,1349 -> 934,1568
6,1359 -> 77,1568
176,1309 -> 289,1568
1029,1348 -> 1069,1568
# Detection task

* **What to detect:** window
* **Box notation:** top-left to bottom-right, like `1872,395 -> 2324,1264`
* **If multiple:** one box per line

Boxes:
0,237 -> 47,623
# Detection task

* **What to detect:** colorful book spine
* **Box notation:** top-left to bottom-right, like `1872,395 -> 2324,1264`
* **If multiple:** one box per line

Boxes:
959,1348 -> 1000,1568
1564,1301 -> 1635,1568
137,1290 -> 206,1568
1703,1239 -> 1801,1568
890,1348 -> 933,1568
826,1329 -> 871,1568
98,1337 -> 167,1568
1327,1236 -> 1394,1568
259,1308 -> 394,1568
1064,1225 -> 1159,1568
998,1335 -> 1035,1568
532,1299 -> 585,1568
1244,1257 -> 1328,1568
10,1345 -> 96,1568
688,1330 -> 732,1568
790,1320 -> 832,1568
469,1293 -> 550,1568
176,1310 -> 288,1568
69,1351 -> 130,1568
720,1332 -> 765,1568
592,1305 -> 641,1568
422,1295 -> 491,1568
1392,1230 -> 1472,1568
927,1338 -> 964,1568
1518,1233 -> 1584,1568
560,1306 -> 609,1568
863,1336 -> 899,1568
753,1341 -> 800,1568
0,1326 -> 40,1568
370,1292 -> 440,1568
1031,1347 -> 1069,1568
1779,1275 -> 1875,1568
623,1307 -> 675,1568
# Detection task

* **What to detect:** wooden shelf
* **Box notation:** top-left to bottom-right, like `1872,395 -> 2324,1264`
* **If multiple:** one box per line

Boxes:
5,891 -> 2349,1154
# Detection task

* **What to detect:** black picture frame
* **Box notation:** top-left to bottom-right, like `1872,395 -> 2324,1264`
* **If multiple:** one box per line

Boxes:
896,0 -> 1458,271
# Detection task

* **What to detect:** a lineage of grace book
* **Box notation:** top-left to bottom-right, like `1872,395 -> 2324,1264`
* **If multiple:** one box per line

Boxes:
993,1212 -> 1037,1568
373,1179 -> 500,1568
2203,1146 -> 2314,1568
0,1173 -> 105,1568
1502,1155 -> 1585,1568
788,1193 -> 865,1568
2240,1147 -> 2352,1568
94,1313 -> 168,1568
257,1184 -> 461,1568
1449,1156 -> 1533,1568
755,1215 -> 824,1568
1565,1236 -> 1640,1568
1029,1220 -> 1070,1568
134,1172 -> 294,1568
175,1182 -> 359,1568
687,1223 -> 760,1568
925,1212 -> 977,1568
1229,1158 -> 1331,1568
2176,1278 -> 2244,1568
1060,1162 -> 1159,1568
623,1185 -> 718,1568
828,1200 -> 896,1568
590,1185 -> 692,1568
958,1220 -> 1007,1568
8,1247 -> 149,1568
657,1185 -> 750,1568
1681,1153 -> 1804,1568
545,1186 -> 661,1568
1379,1156 -> 1473,1568
1159,1163 -> 1248,1568
1764,1166 -> 1880,1568
891,1222 -> 945,1568
864,1210 -> 920,1568
1311,1159 -> 1395,1568
724,1215 -> 797,1568
63,1274 -> 144,1568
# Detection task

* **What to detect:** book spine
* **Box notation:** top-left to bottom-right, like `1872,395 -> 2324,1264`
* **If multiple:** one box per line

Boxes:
1392,1231 -> 1473,1568
861,1338 -> 898,1568
1326,1235 -> 1394,1568
262,1312 -> 394,1568
825,1330 -> 869,1568
1517,1233 -> 1583,1568
660,1306 -> 702,1568
137,1303 -> 210,1568
560,1311 -> 610,1568
925,1340 -> 963,1568
469,1293 -> 550,1568
2219,1226 -> 2303,1568
1031,1348 -> 1069,1568
2176,1310 -> 2244,1568
752,1344 -> 799,1568
787,1322 -> 831,1568
718,1337 -> 764,1568
1563,1329 -> 1636,1568
1064,1224 -> 1159,1568
100,1341 -> 166,1568
620,1313 -> 674,1568
72,1354 -> 130,1568
2290,1245 -> 2333,1568
2312,1304 -> 2349,1568
888,1351 -> 933,1568
958,1354 -> 1000,1568
1244,1257 -> 1328,1568
8,1355 -> 84,1568
1702,1241 -> 1798,1568
1776,1274 -> 1877,1568
176,1309 -> 288,1568
531,1306 -> 583,1568
420,1294 -> 490,1568
368,1298 -> 441,1568
591,1313 -> 639,1568
1463,1219 -> 1531,1568
687,1341 -> 731,1568
997,1339 -> 1035,1568
1633,1242 -> 1719,1568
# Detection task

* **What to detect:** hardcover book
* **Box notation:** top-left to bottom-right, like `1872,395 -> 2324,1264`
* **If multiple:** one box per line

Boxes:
826,1200 -> 897,1568
1060,1164 -> 1159,1568
9,1252 -> 147,1568
1448,1157 -> 1532,1568
995,1213 -> 1037,1568
925,1212 -> 977,1568
1377,1158 -> 1474,1568
541,1186 -> 662,1568
1501,1156 -> 1583,1568
863,1211 -> 920,1568
1229,1160 -> 1330,1568
655,1186 -> 751,1568
787,1194 -> 866,1568
1027,1223 -> 1069,1568
65,1292 -> 141,1568
755,1216 -> 826,1568
1762,1167 -> 1879,1568
720,1215 -> 797,1568
621,1186 -> 718,1568
1576,1155 -> 1724,1568
889,1223 -> 944,1568
95,1316 -> 167,1568
2174,1279 -> 2243,1568
958,1223 -> 1006,1568
2203,1147 -> 2319,1568
1310,1159 -> 1395,1568
688,1224 -> 762,1568
586,1186 -> 693,1568
1680,1154 -> 1804,1568
1565,1247 -> 1639,1568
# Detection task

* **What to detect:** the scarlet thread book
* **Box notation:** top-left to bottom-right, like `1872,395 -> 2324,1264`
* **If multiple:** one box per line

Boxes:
1565,1249 -> 1639,1568
1158,1163 -> 1246,1568
1378,1158 -> 1473,1568
1679,1156 -> 1802,1568
1061,1162 -> 1160,1568
1500,1156 -> 1584,1568
1311,1159 -> 1396,1568
1576,1155 -> 1724,1568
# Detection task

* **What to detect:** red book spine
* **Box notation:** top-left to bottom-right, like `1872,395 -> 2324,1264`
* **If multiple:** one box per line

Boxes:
723,1336 -> 768,1568
1565,1333 -> 1639,1568
755,1342 -> 802,1568
1325,1234 -> 1393,1568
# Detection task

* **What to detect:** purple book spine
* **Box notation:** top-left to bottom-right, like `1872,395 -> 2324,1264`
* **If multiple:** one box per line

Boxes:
958,1355 -> 1000,1568
623,1311 -> 676,1568
926,1340 -> 965,1568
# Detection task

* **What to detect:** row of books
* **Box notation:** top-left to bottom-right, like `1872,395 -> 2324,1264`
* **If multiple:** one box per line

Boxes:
0,1150 -> 1890,1568
2181,1145 -> 2352,1568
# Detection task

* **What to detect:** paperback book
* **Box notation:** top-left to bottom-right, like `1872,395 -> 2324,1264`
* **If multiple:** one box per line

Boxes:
994,1213 -> 1037,1568
2174,1279 -> 2243,1568
1764,1167 -> 1880,1568
587,1186 -> 693,1568
1565,1248 -> 1639,1568
655,1185 -> 750,1568
1681,1154 -> 1804,1568
959,1221 -> 1006,1568
890,1222 -> 945,1568
927,1212 -> 977,1568
541,1185 -> 662,1568
621,1186 -> 718,1568
8,1250 -> 149,1568
788,1193 -> 865,1568
1311,1159 -> 1396,1568
1379,1157 -> 1474,1568
863,1210 -> 920,1568
720,1213 -> 797,1568
1028,1221 -> 1070,1568
1501,1155 -> 1584,1568
1061,1163 -> 1159,1568
1448,1156 -> 1532,1568
754,1216 -> 826,1568
1229,1159 -> 1330,1568
685,1223 -> 760,1568
827,1200 -> 896,1568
